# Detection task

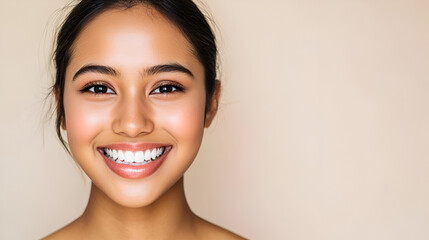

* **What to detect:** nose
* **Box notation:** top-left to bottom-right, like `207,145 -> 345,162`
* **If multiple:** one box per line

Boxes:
112,95 -> 154,138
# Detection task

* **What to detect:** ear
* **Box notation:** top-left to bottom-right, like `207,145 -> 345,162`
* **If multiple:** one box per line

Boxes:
204,80 -> 221,128
54,87 -> 67,130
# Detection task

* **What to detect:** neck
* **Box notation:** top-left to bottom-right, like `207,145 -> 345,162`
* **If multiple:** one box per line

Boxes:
78,177 -> 197,239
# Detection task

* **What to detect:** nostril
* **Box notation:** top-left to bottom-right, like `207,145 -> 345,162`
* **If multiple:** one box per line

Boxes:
112,114 -> 154,137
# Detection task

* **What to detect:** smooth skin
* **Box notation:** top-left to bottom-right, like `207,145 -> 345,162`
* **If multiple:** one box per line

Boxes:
44,5 -> 244,240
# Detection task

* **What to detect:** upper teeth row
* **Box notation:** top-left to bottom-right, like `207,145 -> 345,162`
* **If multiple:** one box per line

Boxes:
104,147 -> 165,163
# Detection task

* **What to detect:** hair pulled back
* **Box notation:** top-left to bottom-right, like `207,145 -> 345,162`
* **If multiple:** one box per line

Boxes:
53,0 -> 217,149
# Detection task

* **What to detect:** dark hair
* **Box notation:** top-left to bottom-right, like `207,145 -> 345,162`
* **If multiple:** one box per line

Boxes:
52,0 -> 217,149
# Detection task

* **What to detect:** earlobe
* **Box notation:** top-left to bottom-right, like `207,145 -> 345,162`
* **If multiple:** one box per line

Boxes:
60,118 -> 67,130
54,87 -> 67,130
204,80 -> 221,128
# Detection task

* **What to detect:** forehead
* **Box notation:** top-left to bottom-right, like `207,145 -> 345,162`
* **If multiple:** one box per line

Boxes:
67,5 -> 201,75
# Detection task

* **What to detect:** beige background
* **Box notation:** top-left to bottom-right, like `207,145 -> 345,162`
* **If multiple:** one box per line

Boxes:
1,0 -> 428,239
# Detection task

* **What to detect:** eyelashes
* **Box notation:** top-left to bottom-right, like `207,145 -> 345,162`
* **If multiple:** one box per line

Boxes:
79,80 -> 185,96
80,81 -> 115,95
151,81 -> 185,94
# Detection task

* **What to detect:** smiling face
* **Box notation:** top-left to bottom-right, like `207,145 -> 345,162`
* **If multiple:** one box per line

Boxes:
62,5 -> 213,207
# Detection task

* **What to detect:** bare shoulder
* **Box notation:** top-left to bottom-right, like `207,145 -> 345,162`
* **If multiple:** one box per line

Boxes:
41,219 -> 83,240
194,216 -> 247,240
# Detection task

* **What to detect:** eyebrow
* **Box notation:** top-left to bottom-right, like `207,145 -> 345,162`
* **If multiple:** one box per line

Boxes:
145,64 -> 194,78
73,65 -> 118,81
72,63 -> 194,81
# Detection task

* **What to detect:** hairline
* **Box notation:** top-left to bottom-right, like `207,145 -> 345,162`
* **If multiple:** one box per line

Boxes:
66,3 -> 201,72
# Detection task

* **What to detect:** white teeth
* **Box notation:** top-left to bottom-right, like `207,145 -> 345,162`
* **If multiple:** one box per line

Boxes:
144,150 -> 151,161
113,150 -> 118,160
117,150 -> 125,161
151,148 -> 157,160
103,147 -> 167,164
135,151 -> 144,163
124,151 -> 134,162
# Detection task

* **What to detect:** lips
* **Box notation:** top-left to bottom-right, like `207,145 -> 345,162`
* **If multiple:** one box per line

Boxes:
98,143 -> 172,179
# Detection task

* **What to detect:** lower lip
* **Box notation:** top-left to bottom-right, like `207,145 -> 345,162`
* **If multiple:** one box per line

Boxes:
99,147 -> 171,179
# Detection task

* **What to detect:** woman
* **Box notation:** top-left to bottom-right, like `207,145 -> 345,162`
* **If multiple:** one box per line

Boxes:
43,0 -> 244,239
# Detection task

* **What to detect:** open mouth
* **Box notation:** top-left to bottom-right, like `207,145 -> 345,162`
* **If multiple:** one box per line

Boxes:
102,146 -> 167,166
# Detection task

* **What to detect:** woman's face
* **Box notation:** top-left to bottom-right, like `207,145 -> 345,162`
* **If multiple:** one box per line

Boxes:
63,5 -> 210,207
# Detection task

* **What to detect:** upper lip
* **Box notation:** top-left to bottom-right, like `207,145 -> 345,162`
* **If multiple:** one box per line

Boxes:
98,142 -> 171,152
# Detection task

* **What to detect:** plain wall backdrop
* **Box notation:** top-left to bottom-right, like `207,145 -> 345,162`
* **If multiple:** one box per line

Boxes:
1,0 -> 428,239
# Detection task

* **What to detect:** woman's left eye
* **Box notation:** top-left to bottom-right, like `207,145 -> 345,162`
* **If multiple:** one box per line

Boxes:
151,84 -> 184,94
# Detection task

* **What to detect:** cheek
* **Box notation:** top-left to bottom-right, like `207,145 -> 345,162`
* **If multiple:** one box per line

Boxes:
155,93 -> 206,146
63,94 -> 110,151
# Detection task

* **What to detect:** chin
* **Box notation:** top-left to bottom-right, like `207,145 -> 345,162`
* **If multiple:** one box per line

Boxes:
113,195 -> 158,209
93,174 -> 180,209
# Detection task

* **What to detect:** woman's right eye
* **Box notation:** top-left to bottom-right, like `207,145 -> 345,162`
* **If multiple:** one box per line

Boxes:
81,84 -> 115,95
